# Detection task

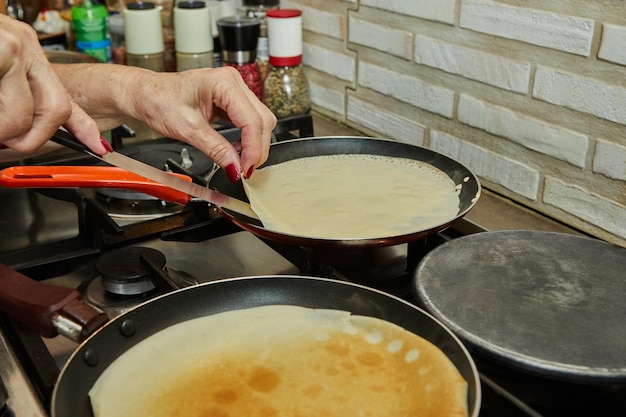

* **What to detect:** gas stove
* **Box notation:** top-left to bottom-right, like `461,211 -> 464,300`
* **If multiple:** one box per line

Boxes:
1,114 -> 624,417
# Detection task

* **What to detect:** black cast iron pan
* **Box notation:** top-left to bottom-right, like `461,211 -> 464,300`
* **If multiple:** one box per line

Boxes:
0,264 -> 481,416
414,230 -> 626,384
209,136 -> 481,248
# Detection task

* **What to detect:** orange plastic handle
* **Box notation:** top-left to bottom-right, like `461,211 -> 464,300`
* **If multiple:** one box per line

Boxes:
0,166 -> 193,205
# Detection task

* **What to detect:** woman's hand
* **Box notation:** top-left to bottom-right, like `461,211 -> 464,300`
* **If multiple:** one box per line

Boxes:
55,64 -> 276,181
0,14 -> 107,157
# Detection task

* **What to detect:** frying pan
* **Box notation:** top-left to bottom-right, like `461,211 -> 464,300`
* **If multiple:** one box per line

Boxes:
209,136 -> 481,248
0,267 -> 481,416
414,230 -> 626,384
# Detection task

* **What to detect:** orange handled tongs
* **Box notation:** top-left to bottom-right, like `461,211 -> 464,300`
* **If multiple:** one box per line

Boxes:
0,165 -> 193,205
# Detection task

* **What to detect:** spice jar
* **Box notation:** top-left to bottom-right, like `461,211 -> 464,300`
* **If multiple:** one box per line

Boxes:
263,9 -> 310,118
124,1 -> 165,71
174,0 -> 213,71
241,0 -> 279,82
216,16 -> 262,100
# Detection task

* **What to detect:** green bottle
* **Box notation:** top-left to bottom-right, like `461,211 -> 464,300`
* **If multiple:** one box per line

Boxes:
71,0 -> 111,63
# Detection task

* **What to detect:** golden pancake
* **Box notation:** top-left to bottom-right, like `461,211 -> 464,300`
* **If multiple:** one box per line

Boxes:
89,305 -> 468,417
242,154 -> 461,238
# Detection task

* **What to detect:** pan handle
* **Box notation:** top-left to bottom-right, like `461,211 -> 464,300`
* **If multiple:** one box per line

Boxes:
0,263 -> 108,342
0,166 -> 193,205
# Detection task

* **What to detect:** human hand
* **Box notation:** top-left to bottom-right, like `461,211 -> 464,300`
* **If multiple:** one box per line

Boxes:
130,66 -> 276,181
0,15 -> 107,157
55,63 -> 276,182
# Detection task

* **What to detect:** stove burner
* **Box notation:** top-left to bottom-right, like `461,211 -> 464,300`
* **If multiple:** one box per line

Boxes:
118,141 -> 215,176
94,188 -> 185,219
96,246 -> 166,295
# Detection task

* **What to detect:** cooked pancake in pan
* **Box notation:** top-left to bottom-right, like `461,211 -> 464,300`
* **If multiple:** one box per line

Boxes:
89,305 -> 468,417
242,154 -> 461,238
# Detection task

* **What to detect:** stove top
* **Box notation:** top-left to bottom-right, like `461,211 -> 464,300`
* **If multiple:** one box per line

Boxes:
1,114 -> 624,417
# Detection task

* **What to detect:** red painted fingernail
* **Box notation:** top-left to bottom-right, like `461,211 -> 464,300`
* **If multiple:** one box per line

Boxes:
0,144 -> 8,150
245,165 -> 255,179
225,163 -> 241,183
100,137 -> 114,153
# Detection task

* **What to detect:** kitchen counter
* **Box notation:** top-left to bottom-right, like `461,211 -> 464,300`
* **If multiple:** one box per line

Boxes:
311,112 -> 584,237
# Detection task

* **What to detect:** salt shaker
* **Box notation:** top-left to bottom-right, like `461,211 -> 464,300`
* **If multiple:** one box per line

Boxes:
174,0 -> 213,71
216,16 -> 262,100
263,9 -> 310,118
124,1 -> 165,71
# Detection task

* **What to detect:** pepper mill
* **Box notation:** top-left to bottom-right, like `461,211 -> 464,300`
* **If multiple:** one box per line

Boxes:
216,16 -> 262,100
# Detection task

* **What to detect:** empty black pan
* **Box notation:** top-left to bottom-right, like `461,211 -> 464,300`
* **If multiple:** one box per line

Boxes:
414,230 -> 626,384
209,136 -> 481,248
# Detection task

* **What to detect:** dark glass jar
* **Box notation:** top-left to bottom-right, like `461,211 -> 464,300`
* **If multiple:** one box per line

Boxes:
242,0 -> 279,82
217,16 -> 262,100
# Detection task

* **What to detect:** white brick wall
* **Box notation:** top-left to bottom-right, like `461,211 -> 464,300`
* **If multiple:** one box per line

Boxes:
414,35 -> 531,93
347,95 -> 426,146
598,24 -> 626,66
282,1 -> 346,40
533,67 -> 626,125
593,139 -> 626,181
460,0 -> 595,56
360,0 -> 456,24
309,80 -> 345,116
544,177 -> 626,239
358,61 -> 455,118
302,43 -> 355,82
431,130 -> 540,200
458,95 -> 589,167
349,17 -> 412,60
287,0 -> 626,246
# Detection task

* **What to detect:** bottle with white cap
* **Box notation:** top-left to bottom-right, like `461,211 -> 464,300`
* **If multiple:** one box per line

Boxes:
263,9 -> 310,118
174,0 -> 213,71
124,1 -> 165,71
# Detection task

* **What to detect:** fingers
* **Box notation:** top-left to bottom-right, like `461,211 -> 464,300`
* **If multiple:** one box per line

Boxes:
0,16 -> 68,152
63,100 -> 109,155
205,67 -> 276,174
0,18 -> 37,145
0,15 -> 103,156
134,67 -> 275,179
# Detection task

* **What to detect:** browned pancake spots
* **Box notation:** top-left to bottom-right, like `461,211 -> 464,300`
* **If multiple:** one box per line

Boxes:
325,366 -> 339,376
247,366 -> 281,392
212,388 -> 238,404
301,383 -> 324,399
324,342 -> 350,356
356,351 -> 383,367
257,404 -> 279,417
368,384 -> 387,393
200,407 -> 229,417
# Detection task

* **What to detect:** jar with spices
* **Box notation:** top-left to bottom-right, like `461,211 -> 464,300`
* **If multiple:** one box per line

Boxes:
174,0 -> 213,71
263,9 -> 310,119
241,0 -> 279,82
123,1 -> 165,71
216,16 -> 262,100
